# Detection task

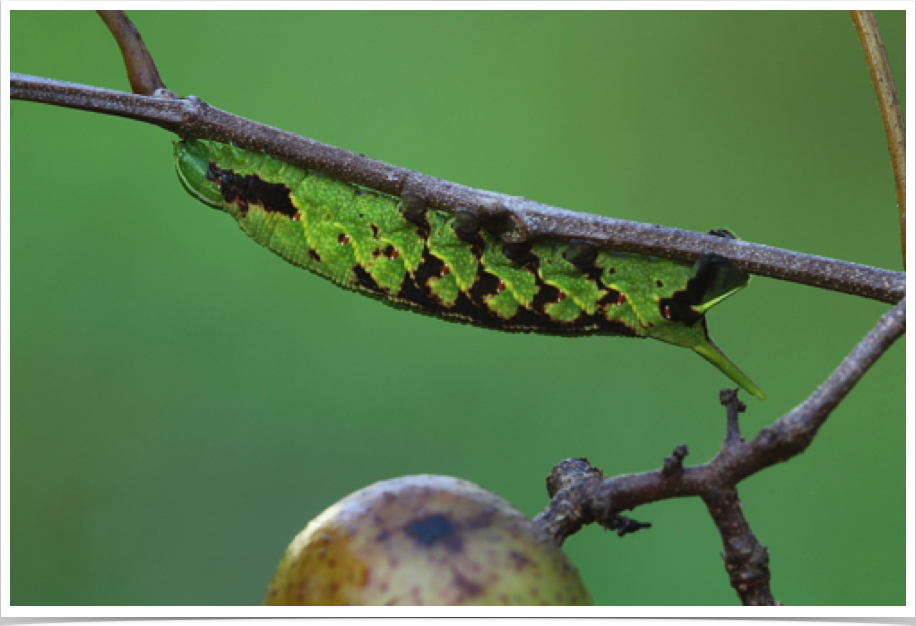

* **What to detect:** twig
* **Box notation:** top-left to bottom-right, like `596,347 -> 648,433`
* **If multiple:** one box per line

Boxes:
9,73 -> 905,305
661,444 -> 689,476
702,487 -> 774,606
703,392 -> 774,605
723,296 -> 905,483
97,11 -> 168,96
851,11 -> 907,266
720,389 -> 746,447
533,298 -> 905,604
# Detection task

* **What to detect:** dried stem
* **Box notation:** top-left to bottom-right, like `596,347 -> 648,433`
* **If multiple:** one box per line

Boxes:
9,73 -> 905,305
97,11 -> 168,96
851,11 -> 906,266
534,298 -> 905,604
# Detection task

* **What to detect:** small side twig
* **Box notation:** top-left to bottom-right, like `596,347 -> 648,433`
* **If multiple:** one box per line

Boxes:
608,515 -> 653,537
720,389 -> 746,447
661,444 -> 689,476
851,11 -> 906,265
97,11 -> 168,96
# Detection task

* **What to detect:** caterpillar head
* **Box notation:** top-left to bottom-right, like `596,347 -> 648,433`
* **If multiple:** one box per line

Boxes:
174,139 -> 223,209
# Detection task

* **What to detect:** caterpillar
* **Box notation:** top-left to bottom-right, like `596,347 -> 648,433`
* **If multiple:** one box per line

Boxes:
175,139 -> 765,400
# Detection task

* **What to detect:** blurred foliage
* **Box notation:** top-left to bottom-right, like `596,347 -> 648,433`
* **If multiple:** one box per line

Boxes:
10,10 -> 905,605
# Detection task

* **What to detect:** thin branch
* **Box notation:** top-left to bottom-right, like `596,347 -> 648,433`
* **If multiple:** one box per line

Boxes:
703,392 -> 774,606
721,295 -> 905,484
534,298 -> 905,603
720,388 -> 745,447
702,487 -> 774,606
10,74 -> 184,129
10,73 -> 905,305
97,11 -> 168,96
851,11 -> 906,266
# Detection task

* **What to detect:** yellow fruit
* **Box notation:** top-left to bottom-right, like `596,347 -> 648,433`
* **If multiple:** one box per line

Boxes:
264,475 -> 592,606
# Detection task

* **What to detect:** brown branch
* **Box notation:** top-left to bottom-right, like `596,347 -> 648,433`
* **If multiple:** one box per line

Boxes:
534,298 -> 905,604
702,487 -> 774,606
851,11 -> 906,266
9,73 -> 906,305
97,10 -> 168,96
534,458 -> 606,544
702,391 -> 774,605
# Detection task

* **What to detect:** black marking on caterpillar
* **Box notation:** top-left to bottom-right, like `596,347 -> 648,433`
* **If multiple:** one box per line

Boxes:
353,264 -> 385,295
597,287 -> 625,310
503,242 -> 539,269
207,163 -> 299,219
657,252 -> 744,327
468,265 -> 503,303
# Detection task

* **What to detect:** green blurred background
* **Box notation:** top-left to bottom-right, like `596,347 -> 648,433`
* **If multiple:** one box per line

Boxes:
10,10 -> 905,606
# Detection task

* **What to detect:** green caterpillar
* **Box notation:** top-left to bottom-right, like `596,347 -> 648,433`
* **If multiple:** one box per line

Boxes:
175,139 -> 765,400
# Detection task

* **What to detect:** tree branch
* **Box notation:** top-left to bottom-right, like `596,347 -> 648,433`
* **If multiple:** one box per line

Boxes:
851,11 -> 907,266
97,10 -> 168,97
10,72 -> 905,305
533,298 -> 905,604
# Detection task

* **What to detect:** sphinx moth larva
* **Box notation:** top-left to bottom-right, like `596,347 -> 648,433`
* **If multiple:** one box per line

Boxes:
175,139 -> 765,400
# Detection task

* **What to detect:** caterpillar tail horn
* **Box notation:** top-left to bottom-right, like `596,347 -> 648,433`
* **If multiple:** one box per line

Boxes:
693,337 -> 766,401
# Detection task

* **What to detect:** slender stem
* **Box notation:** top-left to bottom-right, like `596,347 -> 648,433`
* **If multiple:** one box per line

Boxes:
10,73 -> 905,305
725,296 -> 907,483
10,74 -> 184,130
97,11 -> 168,96
851,11 -> 907,266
